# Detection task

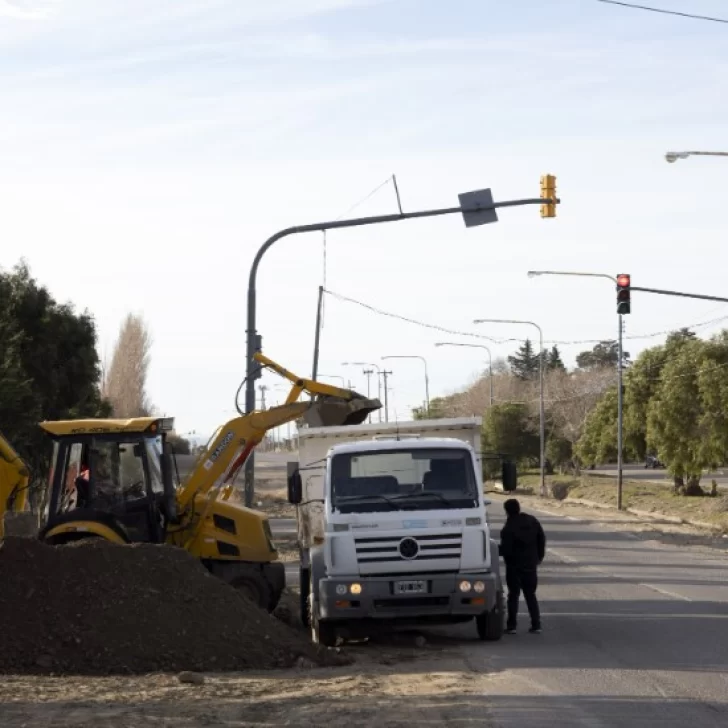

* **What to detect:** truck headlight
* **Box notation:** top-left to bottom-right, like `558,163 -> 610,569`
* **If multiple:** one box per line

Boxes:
473,581 -> 485,593
336,584 -> 347,595
459,580 -> 472,593
350,583 -> 362,595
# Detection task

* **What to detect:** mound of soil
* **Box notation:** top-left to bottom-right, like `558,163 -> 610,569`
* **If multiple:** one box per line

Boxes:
0,537 -> 345,675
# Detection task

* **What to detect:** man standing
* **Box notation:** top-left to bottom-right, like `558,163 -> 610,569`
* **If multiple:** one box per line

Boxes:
500,498 -> 546,634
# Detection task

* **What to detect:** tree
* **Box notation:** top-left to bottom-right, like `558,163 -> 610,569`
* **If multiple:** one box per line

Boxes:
575,387 -> 618,466
482,403 -> 539,467
547,367 -> 615,470
103,313 -> 153,418
0,261 -> 109,500
576,340 -> 630,370
647,334 -> 728,494
508,339 -> 539,380
167,433 -> 191,455
546,345 -> 566,372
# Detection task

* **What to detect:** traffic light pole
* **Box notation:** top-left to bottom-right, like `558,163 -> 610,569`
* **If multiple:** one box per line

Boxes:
243,191 -> 558,506
617,314 -> 624,511
629,286 -> 728,305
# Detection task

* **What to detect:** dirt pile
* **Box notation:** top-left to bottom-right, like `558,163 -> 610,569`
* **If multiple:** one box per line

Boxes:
0,537 -> 344,675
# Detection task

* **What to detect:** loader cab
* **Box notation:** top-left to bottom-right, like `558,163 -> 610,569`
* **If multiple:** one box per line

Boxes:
40,417 -> 177,545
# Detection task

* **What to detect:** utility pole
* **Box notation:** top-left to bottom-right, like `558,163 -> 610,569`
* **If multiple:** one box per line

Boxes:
363,369 -> 374,423
259,384 -> 267,410
381,370 -> 392,422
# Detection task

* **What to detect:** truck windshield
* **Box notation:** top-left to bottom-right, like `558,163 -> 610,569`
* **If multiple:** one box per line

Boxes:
330,447 -> 478,513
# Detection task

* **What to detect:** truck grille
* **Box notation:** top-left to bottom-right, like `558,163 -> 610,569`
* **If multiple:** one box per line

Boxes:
354,532 -> 462,573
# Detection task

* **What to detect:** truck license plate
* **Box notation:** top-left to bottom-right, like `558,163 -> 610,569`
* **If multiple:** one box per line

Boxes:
394,580 -> 427,595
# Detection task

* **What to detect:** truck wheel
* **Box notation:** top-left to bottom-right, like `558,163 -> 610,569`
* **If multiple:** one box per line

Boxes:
308,573 -> 337,647
311,612 -> 337,647
300,567 -> 311,627
476,590 -> 504,641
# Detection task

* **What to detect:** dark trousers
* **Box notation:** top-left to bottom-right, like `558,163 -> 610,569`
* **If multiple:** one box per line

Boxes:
506,567 -> 540,629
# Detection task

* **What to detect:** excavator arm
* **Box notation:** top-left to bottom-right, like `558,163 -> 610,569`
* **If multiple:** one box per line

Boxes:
176,353 -> 381,511
0,431 -> 31,538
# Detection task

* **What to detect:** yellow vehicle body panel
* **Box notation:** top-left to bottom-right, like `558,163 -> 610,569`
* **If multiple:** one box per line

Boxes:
0,432 -> 30,540
44,521 -> 127,544
40,417 -> 167,436
168,496 -> 277,563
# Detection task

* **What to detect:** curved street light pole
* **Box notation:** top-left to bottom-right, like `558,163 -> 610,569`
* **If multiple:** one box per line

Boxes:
244,192 -> 559,505
665,150 -> 728,163
381,355 -> 430,416
473,318 -> 545,497
527,269 -> 625,509
435,342 -> 493,406
316,373 -> 346,387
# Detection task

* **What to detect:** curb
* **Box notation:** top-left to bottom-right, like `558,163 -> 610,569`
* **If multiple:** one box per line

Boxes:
562,497 -> 725,534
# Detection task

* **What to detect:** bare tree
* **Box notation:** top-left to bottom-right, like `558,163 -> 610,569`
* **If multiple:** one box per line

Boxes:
546,368 -> 615,449
103,313 -> 153,418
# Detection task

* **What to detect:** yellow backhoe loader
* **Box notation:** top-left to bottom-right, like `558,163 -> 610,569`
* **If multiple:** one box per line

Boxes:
2,352 -> 381,610
0,431 -> 31,540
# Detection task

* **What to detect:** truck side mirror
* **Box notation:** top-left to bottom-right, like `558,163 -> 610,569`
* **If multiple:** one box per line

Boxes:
287,462 -> 302,505
501,461 -> 517,492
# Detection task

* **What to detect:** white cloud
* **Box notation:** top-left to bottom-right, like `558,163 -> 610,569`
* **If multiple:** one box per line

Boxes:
0,0 -> 60,19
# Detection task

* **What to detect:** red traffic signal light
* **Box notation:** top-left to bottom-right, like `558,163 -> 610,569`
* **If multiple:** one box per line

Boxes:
616,273 -> 631,315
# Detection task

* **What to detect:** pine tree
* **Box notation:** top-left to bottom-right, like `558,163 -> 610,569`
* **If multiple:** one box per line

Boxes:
547,345 -> 566,371
508,339 -> 539,380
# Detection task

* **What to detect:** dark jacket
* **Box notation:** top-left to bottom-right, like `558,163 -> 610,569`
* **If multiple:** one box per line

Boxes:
500,512 -> 546,570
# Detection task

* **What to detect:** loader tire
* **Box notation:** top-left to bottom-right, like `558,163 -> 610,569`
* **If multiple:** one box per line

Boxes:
230,571 -> 272,611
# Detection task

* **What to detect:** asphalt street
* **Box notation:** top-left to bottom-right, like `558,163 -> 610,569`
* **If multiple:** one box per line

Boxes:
272,499 -> 728,727
469,500 -> 728,727
180,450 -> 728,725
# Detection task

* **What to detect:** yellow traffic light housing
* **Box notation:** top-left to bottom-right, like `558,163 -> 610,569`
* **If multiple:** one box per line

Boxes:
540,174 -> 557,218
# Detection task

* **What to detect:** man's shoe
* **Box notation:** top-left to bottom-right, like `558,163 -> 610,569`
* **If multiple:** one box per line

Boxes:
505,627 -> 517,635
528,627 -> 542,634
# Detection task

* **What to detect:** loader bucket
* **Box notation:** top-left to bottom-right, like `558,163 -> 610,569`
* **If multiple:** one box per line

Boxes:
303,395 -> 382,428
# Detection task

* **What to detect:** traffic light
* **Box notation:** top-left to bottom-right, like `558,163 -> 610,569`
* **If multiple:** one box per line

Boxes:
616,273 -> 631,315
540,174 -> 557,218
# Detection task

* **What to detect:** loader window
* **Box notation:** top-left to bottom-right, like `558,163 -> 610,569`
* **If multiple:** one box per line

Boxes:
331,447 -> 478,513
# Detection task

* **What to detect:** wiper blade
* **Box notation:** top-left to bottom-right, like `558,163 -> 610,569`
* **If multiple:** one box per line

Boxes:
336,494 -> 397,509
391,491 -> 455,506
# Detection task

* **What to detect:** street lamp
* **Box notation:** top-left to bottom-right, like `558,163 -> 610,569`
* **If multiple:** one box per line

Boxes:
527,269 -> 626,509
381,355 -> 430,416
316,373 -> 347,387
473,318 -> 545,497
665,150 -> 728,163
434,342 -> 493,407
342,362 -> 383,422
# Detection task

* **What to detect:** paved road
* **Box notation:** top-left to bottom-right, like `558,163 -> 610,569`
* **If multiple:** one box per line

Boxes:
467,501 -> 728,726
174,449 -> 297,480
592,464 -> 728,486
180,452 -> 728,724
271,503 -> 728,726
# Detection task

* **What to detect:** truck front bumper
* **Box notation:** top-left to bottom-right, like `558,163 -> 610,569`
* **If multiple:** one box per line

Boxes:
319,572 -> 499,621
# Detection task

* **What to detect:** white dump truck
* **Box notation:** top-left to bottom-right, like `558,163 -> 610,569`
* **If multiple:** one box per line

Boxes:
286,417 -> 517,646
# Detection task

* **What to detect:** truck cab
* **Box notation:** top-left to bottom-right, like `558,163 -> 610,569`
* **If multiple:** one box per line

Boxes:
290,418 -> 514,646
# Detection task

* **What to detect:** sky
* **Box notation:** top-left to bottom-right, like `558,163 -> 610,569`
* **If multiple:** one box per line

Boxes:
2,0 -> 728,441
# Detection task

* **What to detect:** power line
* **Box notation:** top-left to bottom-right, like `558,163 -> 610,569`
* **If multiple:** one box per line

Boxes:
322,287 -> 728,347
595,0 -> 728,24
